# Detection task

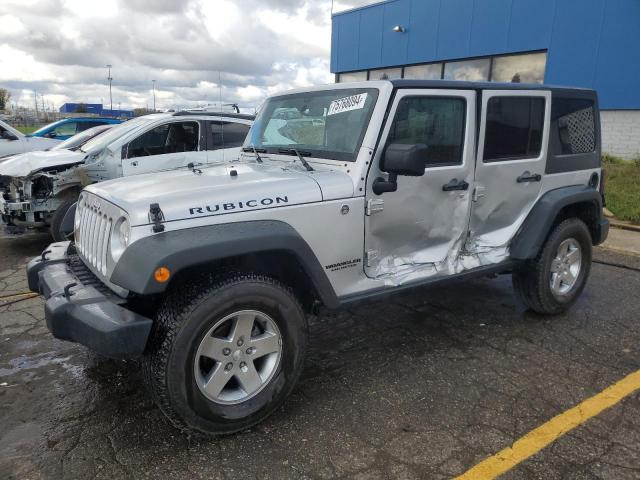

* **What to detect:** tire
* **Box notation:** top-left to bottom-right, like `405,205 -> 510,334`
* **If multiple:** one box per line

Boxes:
512,218 -> 592,315
143,272 -> 308,436
50,197 -> 77,242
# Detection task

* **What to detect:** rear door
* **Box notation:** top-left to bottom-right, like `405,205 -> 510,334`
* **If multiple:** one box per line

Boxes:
468,90 -> 551,249
122,120 -> 206,176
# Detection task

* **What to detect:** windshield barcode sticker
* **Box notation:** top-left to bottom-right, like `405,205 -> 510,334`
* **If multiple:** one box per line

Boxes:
327,93 -> 368,116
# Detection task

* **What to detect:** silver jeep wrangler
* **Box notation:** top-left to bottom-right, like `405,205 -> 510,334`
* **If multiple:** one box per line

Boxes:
28,80 -> 609,435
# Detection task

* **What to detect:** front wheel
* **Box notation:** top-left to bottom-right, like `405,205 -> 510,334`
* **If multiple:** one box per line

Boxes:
50,197 -> 77,242
143,272 -> 307,436
513,218 -> 592,315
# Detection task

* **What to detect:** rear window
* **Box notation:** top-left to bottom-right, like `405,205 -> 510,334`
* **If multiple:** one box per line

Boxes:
483,96 -> 545,162
552,98 -> 596,155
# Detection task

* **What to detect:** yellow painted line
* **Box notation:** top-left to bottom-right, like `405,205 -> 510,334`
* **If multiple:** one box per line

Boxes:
455,369 -> 640,480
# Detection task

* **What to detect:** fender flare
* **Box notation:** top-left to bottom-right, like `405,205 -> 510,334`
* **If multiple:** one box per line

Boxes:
510,185 -> 605,260
110,220 -> 340,307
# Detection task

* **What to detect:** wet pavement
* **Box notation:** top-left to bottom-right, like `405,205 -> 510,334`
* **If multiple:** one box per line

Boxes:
1,230 -> 640,479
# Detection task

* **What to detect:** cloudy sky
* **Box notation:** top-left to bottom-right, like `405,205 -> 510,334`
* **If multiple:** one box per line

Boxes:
0,0 -> 375,112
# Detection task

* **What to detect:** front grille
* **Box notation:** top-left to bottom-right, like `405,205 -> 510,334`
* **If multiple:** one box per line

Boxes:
67,254 -> 123,301
75,193 -> 114,276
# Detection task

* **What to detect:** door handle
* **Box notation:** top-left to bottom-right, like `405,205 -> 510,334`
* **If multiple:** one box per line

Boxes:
442,178 -> 469,191
517,172 -> 541,183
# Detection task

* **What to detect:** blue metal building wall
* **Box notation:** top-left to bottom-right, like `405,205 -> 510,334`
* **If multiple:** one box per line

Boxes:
59,103 -> 103,114
331,0 -> 640,109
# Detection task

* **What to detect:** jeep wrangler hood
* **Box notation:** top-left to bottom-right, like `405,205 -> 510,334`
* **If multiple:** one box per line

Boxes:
86,162 -> 353,226
0,149 -> 84,178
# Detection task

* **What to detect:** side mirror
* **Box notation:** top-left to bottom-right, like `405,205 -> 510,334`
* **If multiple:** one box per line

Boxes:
373,143 -> 428,195
1,130 -> 18,141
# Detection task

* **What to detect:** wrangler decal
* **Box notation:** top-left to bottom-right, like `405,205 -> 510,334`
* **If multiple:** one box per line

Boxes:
189,196 -> 289,216
324,258 -> 362,272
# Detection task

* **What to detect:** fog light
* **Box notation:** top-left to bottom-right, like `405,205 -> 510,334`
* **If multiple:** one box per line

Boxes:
154,267 -> 171,283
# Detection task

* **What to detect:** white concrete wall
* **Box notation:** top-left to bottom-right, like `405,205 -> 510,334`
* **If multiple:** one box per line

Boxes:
601,110 -> 640,160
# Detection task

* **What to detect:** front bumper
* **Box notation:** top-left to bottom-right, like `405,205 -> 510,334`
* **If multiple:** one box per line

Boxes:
27,242 -> 153,359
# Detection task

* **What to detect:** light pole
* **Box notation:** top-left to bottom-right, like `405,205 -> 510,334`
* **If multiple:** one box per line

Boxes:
106,64 -> 113,113
152,80 -> 156,112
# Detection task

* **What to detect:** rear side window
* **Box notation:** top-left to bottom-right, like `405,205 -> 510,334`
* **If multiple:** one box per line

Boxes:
208,122 -> 251,150
223,122 -> 250,147
77,121 -> 105,132
483,96 -> 545,162
387,96 -> 466,167
552,98 -> 595,154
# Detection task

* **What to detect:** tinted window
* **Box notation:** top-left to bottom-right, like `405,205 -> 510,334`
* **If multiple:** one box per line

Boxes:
77,121 -> 106,132
209,122 -> 223,150
387,96 -> 466,167
223,123 -> 250,147
552,98 -> 595,154
483,97 -> 545,162
128,121 -> 198,158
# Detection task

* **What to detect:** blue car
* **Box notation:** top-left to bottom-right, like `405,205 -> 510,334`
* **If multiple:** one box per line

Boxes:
29,117 -> 123,140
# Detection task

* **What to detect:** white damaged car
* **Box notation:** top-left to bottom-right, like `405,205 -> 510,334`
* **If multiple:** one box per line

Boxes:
0,112 -> 253,239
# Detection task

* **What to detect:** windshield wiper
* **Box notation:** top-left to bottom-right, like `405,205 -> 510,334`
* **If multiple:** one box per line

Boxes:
241,145 -> 264,163
278,148 -> 314,172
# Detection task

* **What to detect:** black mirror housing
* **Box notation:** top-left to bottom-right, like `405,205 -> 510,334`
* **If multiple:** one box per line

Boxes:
1,131 -> 18,141
382,143 -> 428,176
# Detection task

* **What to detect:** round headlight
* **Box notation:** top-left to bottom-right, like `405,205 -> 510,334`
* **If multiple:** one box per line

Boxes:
110,217 -> 130,262
118,218 -> 130,248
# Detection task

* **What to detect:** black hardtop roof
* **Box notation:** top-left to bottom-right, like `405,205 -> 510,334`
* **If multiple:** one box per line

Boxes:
389,79 -> 596,97
172,111 -> 255,120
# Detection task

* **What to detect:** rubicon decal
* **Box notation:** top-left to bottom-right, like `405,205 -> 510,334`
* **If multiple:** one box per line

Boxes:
189,196 -> 289,215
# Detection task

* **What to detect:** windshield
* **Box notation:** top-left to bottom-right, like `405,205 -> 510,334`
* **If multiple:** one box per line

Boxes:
247,88 -> 379,162
30,120 -> 64,137
79,117 -> 149,153
51,125 -> 112,151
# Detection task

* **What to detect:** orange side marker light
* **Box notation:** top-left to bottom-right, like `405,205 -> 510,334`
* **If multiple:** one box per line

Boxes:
154,267 -> 171,283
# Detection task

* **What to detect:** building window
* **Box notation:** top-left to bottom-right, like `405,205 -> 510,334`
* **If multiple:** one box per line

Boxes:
387,96 -> 466,167
491,52 -> 547,84
483,96 -> 545,162
337,71 -> 367,83
369,67 -> 402,80
403,63 -> 443,80
444,58 -> 490,81
552,98 -> 596,154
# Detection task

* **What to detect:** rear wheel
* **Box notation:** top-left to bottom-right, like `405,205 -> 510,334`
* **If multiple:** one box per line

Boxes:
513,218 -> 592,315
143,272 -> 307,436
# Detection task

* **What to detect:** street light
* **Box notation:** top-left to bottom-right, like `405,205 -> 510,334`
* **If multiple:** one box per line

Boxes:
152,80 -> 156,112
106,64 -> 113,113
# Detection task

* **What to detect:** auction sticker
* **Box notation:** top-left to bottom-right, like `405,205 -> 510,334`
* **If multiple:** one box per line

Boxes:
327,93 -> 368,116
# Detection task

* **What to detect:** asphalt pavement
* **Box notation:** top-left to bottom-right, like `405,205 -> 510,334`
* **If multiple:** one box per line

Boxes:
1,229 -> 639,479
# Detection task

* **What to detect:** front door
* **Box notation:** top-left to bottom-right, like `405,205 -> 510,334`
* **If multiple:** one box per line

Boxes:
122,120 -> 206,176
364,89 -> 476,279
468,90 -> 551,249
